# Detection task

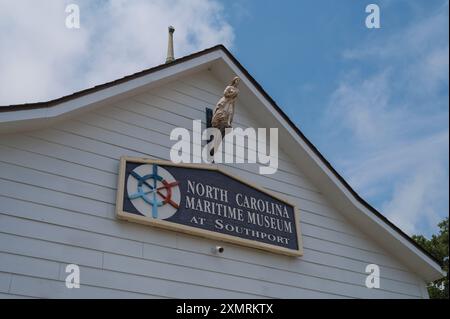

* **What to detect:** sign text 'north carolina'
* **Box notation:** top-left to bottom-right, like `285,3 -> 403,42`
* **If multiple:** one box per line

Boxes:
116,157 -> 303,256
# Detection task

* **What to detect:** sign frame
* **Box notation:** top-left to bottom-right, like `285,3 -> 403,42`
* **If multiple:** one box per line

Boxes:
116,156 -> 303,256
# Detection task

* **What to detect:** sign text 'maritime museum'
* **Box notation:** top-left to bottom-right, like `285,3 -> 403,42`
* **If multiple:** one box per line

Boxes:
116,157 -> 303,256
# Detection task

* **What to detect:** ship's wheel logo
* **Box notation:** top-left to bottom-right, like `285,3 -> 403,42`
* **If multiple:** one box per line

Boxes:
126,164 -> 180,219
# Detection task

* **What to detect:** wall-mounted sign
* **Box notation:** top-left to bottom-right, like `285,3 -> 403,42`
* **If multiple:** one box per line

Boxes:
116,156 -> 303,256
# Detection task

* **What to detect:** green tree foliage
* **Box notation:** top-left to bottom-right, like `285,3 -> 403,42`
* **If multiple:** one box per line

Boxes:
412,217 -> 448,299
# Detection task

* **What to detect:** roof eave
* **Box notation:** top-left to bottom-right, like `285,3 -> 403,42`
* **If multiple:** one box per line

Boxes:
0,44 -> 443,281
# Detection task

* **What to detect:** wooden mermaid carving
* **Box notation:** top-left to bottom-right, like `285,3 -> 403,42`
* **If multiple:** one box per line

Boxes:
211,76 -> 240,138
209,76 -> 240,158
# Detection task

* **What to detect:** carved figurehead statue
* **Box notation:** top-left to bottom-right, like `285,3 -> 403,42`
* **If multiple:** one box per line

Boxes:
211,76 -> 240,138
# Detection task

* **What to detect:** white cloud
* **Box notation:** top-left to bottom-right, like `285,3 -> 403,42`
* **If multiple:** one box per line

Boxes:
326,70 -> 393,144
324,2 -> 449,236
0,0 -> 234,105
382,156 -> 448,236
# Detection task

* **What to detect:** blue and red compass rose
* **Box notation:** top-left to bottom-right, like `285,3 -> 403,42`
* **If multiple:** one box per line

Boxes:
127,164 -> 180,219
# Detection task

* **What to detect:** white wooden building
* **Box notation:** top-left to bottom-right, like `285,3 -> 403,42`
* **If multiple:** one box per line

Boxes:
0,45 -> 443,298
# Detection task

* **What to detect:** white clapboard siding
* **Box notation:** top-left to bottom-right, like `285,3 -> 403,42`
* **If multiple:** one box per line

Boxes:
0,190 -> 422,297
0,69 -> 427,298
0,128 -> 330,215
0,153 -> 403,261
0,213 -> 420,299
0,182 -> 410,276
0,272 -> 12,293
88,107 -> 315,192
110,97 -> 304,180
0,131 -> 322,208
0,292 -> 37,299
0,181 -> 401,268
0,229 -> 419,298
8,274 -> 165,299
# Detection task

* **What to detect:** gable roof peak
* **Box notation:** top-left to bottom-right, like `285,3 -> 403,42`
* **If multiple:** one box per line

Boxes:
0,44 -> 443,281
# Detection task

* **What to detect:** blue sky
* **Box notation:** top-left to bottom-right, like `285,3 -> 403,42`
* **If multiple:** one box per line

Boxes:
220,0 -> 449,237
0,0 -> 448,237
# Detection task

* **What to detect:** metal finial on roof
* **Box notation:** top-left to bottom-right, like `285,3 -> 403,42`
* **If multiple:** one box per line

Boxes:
165,26 -> 175,63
